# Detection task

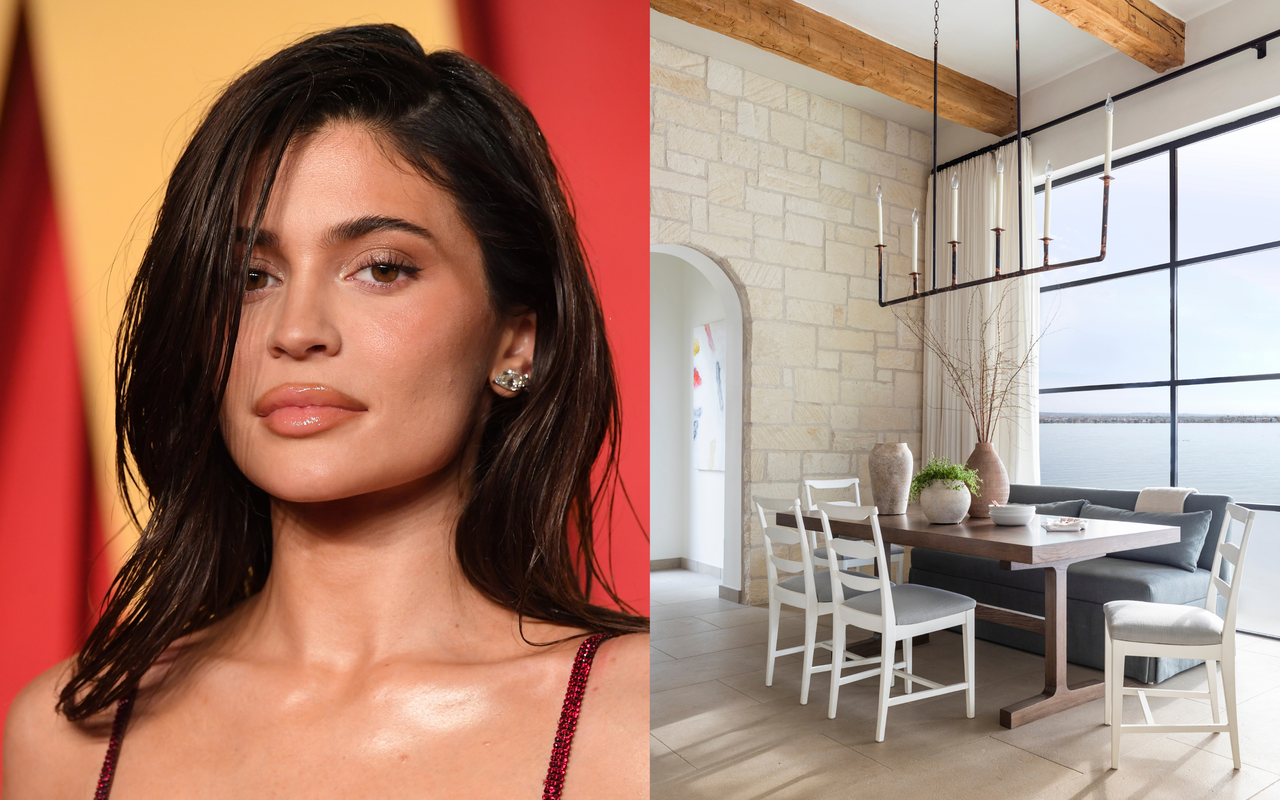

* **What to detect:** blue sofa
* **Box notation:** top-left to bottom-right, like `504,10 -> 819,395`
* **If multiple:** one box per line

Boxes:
908,484 -> 1232,684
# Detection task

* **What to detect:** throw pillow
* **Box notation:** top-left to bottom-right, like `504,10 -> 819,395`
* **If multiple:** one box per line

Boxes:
1078,502 -> 1213,573
1033,499 -> 1085,517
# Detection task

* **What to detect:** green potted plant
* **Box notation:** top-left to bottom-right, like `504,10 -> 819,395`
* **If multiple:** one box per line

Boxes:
909,456 -> 983,524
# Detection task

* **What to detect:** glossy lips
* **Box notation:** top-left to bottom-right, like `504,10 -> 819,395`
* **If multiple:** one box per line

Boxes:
254,385 -> 367,437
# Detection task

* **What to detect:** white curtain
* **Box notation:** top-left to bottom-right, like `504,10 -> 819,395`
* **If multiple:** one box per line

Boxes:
920,139 -> 1040,483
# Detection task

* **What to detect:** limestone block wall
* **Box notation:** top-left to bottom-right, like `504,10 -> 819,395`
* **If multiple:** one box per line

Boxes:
650,37 -> 930,604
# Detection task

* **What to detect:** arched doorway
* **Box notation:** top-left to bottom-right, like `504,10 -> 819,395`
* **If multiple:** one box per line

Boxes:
650,245 -> 745,600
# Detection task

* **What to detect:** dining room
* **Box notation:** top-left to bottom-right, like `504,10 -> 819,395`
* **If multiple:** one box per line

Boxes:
649,0 -> 1280,797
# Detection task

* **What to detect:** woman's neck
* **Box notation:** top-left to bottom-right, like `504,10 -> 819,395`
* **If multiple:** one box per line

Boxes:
226,471 -> 527,670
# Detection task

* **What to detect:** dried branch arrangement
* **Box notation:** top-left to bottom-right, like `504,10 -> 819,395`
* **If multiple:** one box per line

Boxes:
894,284 -> 1046,443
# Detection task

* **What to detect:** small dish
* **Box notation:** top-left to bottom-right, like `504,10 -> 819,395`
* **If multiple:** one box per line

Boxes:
988,504 -> 1037,526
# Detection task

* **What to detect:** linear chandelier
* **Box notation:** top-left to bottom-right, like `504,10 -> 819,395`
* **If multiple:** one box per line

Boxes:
876,0 -> 1114,307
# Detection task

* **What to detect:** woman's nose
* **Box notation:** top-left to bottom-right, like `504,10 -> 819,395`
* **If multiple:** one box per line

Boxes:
267,275 -> 342,359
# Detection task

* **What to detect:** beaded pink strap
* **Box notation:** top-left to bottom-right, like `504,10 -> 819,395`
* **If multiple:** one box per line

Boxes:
542,633 -> 613,800
93,690 -> 136,800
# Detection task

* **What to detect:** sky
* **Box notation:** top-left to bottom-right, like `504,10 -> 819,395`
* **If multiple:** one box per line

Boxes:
1031,114 -> 1280,416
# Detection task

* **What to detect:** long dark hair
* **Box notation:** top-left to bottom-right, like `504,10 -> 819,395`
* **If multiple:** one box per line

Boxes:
58,24 -> 646,722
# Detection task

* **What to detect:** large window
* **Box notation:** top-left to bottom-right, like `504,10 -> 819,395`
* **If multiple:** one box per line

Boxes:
1036,109 -> 1280,506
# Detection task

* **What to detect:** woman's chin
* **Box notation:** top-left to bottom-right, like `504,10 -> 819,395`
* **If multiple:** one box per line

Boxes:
251,472 -> 389,506
254,468 -> 452,508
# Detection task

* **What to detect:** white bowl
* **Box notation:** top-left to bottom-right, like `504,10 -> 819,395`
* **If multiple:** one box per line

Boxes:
988,504 -> 1036,526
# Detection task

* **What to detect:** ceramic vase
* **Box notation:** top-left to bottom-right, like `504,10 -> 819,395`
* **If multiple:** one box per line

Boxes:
965,442 -> 1009,518
869,442 -> 912,515
920,482 -> 970,524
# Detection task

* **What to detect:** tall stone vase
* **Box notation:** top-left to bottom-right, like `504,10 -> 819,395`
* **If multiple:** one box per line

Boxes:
966,442 -> 1009,517
869,443 -> 912,515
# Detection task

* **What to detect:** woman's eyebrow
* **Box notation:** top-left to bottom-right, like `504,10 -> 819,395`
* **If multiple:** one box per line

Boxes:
232,217 -> 433,251
235,227 -> 280,249
323,215 -> 434,246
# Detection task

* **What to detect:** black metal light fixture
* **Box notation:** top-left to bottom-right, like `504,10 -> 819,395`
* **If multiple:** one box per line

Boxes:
876,0 -> 1114,307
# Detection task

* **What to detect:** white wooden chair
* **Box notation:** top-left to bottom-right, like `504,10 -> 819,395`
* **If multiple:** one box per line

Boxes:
1105,503 -> 1258,770
804,478 -> 904,583
756,496 -> 869,705
817,501 -> 976,741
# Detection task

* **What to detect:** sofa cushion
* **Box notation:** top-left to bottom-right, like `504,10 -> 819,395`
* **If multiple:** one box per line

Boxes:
909,549 -> 1210,605
1033,499 -> 1085,517
1078,502 -> 1213,573
1068,557 -> 1210,605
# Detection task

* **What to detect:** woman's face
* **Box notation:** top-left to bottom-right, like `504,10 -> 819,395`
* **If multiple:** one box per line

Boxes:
220,122 -> 534,503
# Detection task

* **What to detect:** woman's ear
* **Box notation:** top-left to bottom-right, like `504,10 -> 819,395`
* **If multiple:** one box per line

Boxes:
490,311 -> 536,397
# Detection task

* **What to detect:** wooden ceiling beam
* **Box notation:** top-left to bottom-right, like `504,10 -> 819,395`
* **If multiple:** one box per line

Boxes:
1032,0 -> 1185,72
652,0 -> 1017,136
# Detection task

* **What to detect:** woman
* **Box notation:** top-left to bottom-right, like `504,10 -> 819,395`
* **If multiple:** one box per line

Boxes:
2,24 -> 648,798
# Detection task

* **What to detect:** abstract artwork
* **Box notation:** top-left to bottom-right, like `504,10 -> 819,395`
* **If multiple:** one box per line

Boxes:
692,320 -> 726,471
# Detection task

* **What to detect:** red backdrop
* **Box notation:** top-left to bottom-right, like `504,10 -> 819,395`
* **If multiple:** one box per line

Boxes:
0,15 -> 109,738
458,0 -> 650,612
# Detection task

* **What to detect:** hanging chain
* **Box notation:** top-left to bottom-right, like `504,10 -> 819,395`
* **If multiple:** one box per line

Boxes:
930,0 -> 941,288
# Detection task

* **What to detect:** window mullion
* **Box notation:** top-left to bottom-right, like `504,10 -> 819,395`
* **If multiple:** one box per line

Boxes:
1169,149 -> 1179,487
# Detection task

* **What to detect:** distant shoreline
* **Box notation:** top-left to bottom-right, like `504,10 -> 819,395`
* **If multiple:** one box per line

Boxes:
1041,415 -> 1280,424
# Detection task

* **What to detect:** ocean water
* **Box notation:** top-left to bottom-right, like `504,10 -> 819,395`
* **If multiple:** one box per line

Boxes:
1039,423 -> 1280,504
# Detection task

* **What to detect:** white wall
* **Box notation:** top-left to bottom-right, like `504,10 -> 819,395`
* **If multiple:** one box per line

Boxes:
650,252 -> 728,571
650,255 -> 685,562
683,267 -> 727,571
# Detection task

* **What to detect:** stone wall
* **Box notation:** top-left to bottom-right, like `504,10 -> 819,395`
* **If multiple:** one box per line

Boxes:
650,37 -> 930,604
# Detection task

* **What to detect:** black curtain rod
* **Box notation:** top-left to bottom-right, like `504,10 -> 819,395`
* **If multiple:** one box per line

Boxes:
933,26 -> 1280,175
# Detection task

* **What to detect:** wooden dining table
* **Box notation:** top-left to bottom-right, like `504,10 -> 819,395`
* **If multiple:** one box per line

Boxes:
776,507 -> 1180,728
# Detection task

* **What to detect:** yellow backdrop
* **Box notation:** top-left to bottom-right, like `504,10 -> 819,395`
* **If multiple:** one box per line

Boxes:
0,1 -> 458,566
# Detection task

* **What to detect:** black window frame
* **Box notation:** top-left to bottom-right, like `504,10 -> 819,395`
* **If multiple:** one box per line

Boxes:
1036,104 -> 1280,512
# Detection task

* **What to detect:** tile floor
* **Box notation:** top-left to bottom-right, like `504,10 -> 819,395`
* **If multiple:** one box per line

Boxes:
651,569 -> 1280,800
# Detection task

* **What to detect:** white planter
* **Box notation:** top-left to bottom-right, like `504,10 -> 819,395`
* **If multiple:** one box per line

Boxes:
920,482 -> 970,524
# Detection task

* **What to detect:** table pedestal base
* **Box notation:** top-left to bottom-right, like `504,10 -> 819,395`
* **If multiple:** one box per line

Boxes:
1001,679 -> 1104,728
997,563 -> 1103,728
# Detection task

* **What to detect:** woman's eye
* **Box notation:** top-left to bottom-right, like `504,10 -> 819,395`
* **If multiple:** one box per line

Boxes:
244,269 -> 276,292
353,262 -> 419,286
369,265 -> 401,282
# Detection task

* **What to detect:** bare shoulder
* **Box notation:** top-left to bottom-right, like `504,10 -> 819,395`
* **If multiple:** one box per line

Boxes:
2,659 -> 110,799
592,631 -> 650,704
559,632 -> 649,799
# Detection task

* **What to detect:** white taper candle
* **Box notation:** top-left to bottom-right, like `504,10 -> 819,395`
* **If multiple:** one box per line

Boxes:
1104,93 -> 1114,177
876,182 -> 883,246
1043,160 -> 1053,239
911,208 -> 919,273
950,171 -> 959,242
995,151 -> 1005,229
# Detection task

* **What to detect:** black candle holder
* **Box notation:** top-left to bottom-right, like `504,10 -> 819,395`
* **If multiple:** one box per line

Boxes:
877,175 -> 1112,307
875,243 -> 886,306
1040,235 -> 1054,267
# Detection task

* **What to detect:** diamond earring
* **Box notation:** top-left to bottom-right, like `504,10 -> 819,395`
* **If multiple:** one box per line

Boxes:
493,369 -> 532,392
